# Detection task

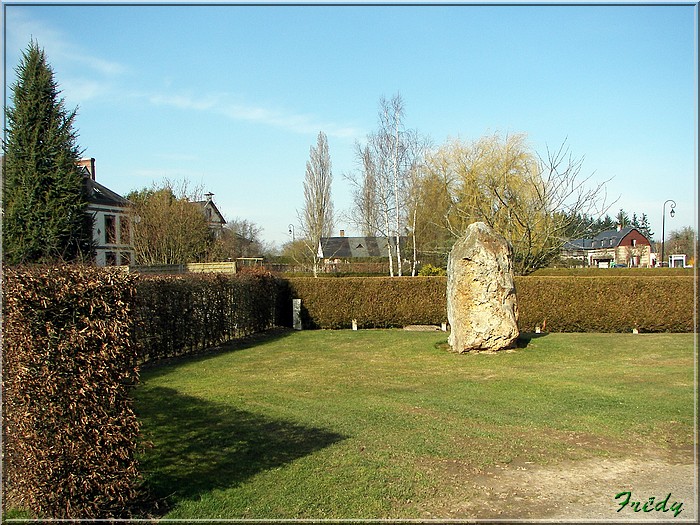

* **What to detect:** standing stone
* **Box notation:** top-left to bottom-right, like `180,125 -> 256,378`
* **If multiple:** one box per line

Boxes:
447,222 -> 519,352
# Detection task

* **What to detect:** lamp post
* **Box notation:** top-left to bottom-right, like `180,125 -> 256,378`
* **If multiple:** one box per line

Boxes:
288,224 -> 295,242
661,199 -> 676,267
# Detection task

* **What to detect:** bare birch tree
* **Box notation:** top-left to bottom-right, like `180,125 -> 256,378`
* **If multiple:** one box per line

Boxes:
299,131 -> 334,277
347,93 -> 426,276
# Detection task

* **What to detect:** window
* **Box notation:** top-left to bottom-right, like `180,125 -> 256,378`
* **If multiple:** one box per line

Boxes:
119,251 -> 132,266
105,215 -> 117,244
105,251 -> 117,266
631,239 -> 637,247
119,216 -> 130,245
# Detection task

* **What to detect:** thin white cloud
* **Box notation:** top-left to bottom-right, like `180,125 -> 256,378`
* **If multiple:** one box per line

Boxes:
147,90 -> 364,140
6,10 -> 127,104
7,11 -> 127,76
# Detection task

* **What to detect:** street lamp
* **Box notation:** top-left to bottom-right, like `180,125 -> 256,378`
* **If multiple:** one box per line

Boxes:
661,199 -> 676,267
288,224 -> 295,241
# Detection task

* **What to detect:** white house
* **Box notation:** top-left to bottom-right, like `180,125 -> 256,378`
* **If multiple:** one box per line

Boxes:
79,158 -> 135,267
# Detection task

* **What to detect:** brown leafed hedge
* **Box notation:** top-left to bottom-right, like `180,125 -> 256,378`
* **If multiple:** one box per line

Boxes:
134,269 -> 287,361
2,266 -> 142,518
286,275 -> 695,333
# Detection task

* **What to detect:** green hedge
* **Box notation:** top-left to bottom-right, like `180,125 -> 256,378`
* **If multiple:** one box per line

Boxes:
516,276 -> 695,333
287,277 -> 447,329
286,275 -> 695,333
2,266 -> 142,518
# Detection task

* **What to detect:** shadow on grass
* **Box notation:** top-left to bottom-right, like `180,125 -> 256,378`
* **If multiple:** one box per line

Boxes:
136,386 -> 346,513
516,331 -> 550,348
140,328 -> 295,380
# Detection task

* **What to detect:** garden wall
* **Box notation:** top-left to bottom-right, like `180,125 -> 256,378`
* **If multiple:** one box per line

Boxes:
287,275 -> 696,333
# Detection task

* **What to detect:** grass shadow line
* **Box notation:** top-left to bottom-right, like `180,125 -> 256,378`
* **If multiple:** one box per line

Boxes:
134,386 -> 346,515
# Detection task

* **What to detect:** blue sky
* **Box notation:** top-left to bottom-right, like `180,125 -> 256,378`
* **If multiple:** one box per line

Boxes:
3,1 -> 697,247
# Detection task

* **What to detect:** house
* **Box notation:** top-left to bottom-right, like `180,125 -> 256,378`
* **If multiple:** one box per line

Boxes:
195,192 -> 226,238
318,230 -> 407,262
79,158 -> 135,267
562,226 -> 653,268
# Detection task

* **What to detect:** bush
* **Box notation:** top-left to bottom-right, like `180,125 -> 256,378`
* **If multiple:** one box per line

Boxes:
286,277 -> 446,329
418,264 -> 447,276
2,266 -> 142,518
516,276 -> 695,333
135,269 -> 285,362
285,275 -> 694,333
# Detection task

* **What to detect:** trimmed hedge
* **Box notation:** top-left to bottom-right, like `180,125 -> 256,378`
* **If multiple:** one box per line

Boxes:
516,276 -> 695,333
286,275 -> 695,333
2,266 -> 142,518
287,277 -> 447,329
134,269 -> 287,362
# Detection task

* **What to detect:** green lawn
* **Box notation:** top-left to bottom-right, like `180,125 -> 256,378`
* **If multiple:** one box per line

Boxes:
134,330 -> 695,519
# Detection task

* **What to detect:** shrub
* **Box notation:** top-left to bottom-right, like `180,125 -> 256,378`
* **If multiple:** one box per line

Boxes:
2,266 -> 141,518
285,275 -> 694,333
516,276 -> 695,333
286,277 -> 447,329
418,264 -> 447,276
134,269 -> 285,362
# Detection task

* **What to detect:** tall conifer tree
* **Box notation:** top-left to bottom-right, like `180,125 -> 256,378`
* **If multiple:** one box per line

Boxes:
2,41 -> 93,264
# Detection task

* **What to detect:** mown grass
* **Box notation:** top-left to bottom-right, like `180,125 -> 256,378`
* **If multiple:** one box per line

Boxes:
132,330 -> 695,519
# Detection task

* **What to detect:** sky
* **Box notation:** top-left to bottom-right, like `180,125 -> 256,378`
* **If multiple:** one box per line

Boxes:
2,0 -> 698,248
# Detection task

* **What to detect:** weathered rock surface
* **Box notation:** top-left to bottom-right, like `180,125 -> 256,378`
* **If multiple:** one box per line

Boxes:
447,222 -> 519,352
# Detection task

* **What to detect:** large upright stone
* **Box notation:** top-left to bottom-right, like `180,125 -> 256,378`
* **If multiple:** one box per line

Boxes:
447,222 -> 519,353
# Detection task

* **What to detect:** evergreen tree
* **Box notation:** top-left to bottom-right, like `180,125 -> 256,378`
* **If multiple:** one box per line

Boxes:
2,41 -> 93,265
631,212 -> 654,241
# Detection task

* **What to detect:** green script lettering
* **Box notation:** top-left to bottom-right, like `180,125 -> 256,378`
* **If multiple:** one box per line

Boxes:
615,491 -> 632,512
655,493 -> 671,512
642,497 -> 655,512
670,501 -> 683,517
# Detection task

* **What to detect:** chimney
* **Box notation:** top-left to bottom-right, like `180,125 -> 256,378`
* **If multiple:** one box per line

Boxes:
616,224 -> 622,232
339,229 -> 345,237
78,158 -> 95,180
205,192 -> 214,203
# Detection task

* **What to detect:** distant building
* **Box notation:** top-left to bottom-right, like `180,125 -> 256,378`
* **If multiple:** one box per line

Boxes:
195,192 -> 226,238
79,158 -> 135,267
562,226 -> 653,268
318,230 -> 407,261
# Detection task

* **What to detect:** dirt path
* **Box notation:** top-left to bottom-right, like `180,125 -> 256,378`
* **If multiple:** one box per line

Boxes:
420,445 -> 697,521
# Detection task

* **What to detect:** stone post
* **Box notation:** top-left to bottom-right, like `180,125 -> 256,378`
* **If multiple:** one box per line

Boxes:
293,299 -> 302,331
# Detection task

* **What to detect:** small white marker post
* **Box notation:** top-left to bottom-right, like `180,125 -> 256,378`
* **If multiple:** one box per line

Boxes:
352,319 -> 358,331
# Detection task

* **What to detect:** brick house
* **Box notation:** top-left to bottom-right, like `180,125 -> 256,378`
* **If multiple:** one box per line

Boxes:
562,226 -> 653,268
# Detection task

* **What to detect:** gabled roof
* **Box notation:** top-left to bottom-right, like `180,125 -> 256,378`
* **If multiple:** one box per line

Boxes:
84,176 -> 131,208
319,236 -> 406,259
566,227 -> 651,251
562,238 -> 593,250
195,199 -> 226,226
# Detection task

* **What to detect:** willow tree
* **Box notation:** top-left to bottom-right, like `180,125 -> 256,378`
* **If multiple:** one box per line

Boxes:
2,41 -> 93,264
415,133 -> 611,274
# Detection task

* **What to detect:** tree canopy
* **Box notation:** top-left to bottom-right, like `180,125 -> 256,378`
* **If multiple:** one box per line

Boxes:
2,40 -> 93,264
